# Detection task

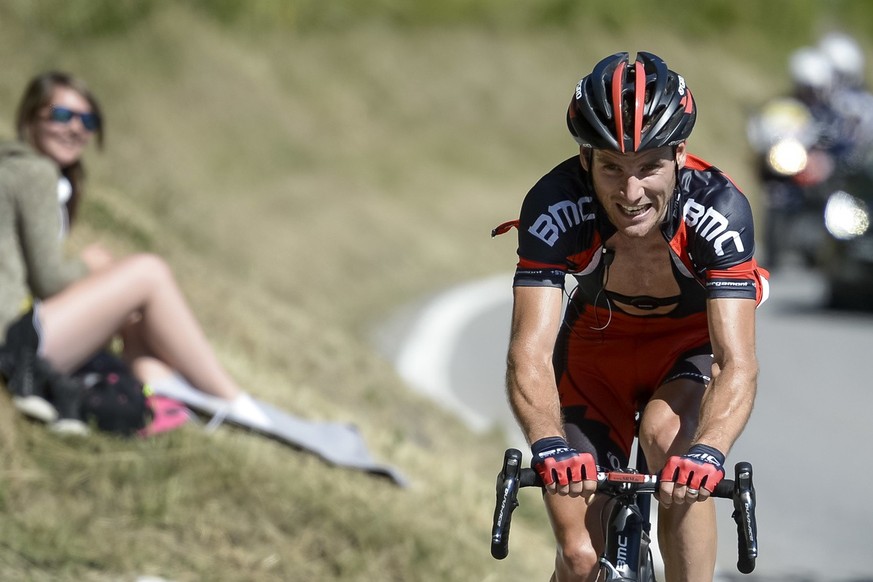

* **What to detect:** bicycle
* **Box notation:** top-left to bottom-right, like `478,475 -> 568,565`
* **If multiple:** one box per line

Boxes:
490,445 -> 758,581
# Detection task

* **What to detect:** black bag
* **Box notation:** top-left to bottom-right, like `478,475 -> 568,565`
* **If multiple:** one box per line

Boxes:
75,351 -> 150,437
3,311 -> 149,436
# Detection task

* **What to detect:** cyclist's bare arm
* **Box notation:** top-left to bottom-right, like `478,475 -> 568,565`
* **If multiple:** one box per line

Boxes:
697,297 -> 758,454
506,285 -> 565,445
661,297 -> 758,504
507,286 -> 598,498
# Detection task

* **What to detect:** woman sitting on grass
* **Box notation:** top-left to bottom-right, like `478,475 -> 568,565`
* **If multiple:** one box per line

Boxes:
0,71 -> 265,432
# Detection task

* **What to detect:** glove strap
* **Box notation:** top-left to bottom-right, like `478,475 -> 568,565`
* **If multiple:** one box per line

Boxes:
687,443 -> 725,466
531,436 -> 570,461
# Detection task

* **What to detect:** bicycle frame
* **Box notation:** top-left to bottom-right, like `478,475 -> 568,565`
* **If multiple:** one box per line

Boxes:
598,476 -> 656,580
600,440 -> 655,580
490,448 -> 757,580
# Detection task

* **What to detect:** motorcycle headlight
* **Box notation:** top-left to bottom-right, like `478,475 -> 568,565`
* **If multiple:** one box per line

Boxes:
766,138 -> 808,176
824,190 -> 870,240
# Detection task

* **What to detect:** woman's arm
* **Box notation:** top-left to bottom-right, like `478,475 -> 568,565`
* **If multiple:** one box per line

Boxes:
10,154 -> 87,297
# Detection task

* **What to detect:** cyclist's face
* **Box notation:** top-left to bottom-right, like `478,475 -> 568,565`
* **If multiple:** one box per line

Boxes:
32,86 -> 95,169
583,144 -> 686,239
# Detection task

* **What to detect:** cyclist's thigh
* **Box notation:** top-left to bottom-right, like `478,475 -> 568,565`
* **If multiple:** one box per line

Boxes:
640,350 -> 712,467
555,313 -> 710,463
563,406 -> 629,471
556,349 -> 642,463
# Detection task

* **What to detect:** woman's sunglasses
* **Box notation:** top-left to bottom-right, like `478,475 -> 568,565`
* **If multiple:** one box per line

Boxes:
47,106 -> 100,132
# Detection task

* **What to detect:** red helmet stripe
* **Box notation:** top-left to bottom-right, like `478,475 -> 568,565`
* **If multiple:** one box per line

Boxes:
633,60 -> 645,151
683,88 -> 695,113
611,61 -> 626,152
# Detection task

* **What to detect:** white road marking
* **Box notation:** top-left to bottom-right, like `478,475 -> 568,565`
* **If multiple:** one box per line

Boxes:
394,273 -> 513,432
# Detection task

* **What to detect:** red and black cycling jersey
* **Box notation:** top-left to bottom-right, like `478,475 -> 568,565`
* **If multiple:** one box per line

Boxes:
495,153 -> 770,461
498,153 -> 770,311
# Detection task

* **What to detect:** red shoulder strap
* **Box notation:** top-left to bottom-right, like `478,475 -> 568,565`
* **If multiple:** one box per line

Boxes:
491,220 -> 519,237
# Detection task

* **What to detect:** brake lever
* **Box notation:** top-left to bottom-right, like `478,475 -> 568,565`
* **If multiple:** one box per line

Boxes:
731,461 -> 758,574
491,448 -> 523,559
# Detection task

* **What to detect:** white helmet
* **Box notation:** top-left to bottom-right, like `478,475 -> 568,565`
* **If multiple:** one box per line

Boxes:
788,46 -> 835,91
819,32 -> 866,86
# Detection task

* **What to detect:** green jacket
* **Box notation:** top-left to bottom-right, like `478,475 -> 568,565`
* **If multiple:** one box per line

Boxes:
0,140 -> 86,334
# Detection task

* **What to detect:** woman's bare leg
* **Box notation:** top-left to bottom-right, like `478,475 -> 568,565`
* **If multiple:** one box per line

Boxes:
37,253 -> 240,400
120,318 -> 185,384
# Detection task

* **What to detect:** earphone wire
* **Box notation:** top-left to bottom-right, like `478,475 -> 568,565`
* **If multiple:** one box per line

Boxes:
589,257 -> 613,332
561,247 -> 613,336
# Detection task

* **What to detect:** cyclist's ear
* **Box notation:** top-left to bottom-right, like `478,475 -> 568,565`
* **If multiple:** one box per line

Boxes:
675,141 -> 688,169
579,147 -> 594,172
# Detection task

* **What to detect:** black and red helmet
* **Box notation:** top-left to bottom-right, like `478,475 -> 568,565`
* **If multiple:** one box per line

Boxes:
567,52 -> 696,152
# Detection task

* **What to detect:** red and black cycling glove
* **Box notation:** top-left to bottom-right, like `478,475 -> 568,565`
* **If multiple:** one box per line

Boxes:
660,443 -> 726,493
531,436 -> 597,487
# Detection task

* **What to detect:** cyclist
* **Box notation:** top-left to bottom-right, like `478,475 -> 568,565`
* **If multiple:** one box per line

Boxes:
495,52 -> 769,581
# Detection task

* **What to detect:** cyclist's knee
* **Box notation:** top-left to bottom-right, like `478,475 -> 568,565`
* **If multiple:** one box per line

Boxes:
555,539 -> 599,581
638,414 -> 680,469
639,381 -> 702,468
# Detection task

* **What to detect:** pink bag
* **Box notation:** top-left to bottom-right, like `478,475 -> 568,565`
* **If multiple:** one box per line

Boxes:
138,395 -> 191,438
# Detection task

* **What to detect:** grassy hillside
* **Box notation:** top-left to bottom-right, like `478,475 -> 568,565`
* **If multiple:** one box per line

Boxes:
1,2 -> 870,580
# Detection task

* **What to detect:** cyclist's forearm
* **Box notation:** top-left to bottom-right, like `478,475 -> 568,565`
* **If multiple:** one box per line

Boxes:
506,356 -> 563,444
698,298 -> 759,455
506,286 -> 566,444
693,360 -> 758,454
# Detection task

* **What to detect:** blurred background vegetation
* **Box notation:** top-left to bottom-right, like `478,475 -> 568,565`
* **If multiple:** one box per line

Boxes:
1,1 -> 870,580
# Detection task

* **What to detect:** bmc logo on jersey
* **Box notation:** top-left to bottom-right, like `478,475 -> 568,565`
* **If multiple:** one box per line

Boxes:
682,199 -> 745,257
528,198 -> 595,246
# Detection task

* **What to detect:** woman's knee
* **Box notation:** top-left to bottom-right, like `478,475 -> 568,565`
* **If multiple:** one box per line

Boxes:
119,253 -> 175,287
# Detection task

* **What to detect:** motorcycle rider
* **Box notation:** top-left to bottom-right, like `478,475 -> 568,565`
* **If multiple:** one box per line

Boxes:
748,47 -> 840,268
818,32 -> 873,168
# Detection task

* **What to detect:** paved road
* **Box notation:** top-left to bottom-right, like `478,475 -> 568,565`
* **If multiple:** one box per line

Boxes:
382,268 -> 873,580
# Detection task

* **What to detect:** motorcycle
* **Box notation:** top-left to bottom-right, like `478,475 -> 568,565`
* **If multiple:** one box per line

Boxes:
813,155 -> 873,309
749,96 -> 873,309
747,97 -> 835,270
